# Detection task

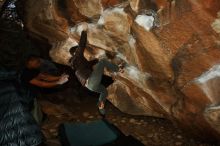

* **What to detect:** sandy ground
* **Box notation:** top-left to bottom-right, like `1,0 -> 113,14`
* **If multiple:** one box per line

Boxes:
39,90 -> 217,146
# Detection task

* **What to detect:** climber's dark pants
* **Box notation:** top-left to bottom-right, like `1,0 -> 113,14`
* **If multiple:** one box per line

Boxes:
86,59 -> 119,105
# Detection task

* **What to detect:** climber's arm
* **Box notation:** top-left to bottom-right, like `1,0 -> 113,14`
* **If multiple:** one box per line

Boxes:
78,30 -> 87,57
69,30 -> 87,61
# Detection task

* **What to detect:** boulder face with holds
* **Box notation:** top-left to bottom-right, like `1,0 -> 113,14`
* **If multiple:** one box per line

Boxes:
17,0 -> 220,142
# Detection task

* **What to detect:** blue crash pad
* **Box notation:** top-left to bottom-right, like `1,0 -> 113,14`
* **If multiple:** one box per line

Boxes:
59,120 -> 119,146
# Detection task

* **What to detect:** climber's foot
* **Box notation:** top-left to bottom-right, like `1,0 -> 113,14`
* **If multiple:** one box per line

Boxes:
98,101 -> 106,117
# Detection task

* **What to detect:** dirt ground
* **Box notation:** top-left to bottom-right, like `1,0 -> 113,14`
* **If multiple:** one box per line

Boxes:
39,87 -> 217,146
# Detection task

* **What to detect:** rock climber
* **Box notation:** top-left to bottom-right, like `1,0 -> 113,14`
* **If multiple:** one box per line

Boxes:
69,23 -> 124,116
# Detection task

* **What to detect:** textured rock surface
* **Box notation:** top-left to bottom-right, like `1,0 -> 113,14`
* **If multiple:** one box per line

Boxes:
22,0 -> 220,142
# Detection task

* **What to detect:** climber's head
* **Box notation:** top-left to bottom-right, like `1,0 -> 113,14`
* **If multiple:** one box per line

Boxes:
70,46 -> 79,57
25,55 -> 41,69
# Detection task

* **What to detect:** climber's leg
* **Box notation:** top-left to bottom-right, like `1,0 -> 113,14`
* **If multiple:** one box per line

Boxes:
88,84 -> 108,115
86,59 -> 119,90
86,59 -> 118,115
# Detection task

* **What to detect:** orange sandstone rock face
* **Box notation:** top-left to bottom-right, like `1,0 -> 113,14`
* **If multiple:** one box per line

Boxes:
199,0 -> 220,17
25,0 -> 69,41
24,0 -> 220,142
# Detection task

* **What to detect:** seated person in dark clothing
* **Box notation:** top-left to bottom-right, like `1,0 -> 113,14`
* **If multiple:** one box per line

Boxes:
20,55 -> 69,123
21,55 -> 69,88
